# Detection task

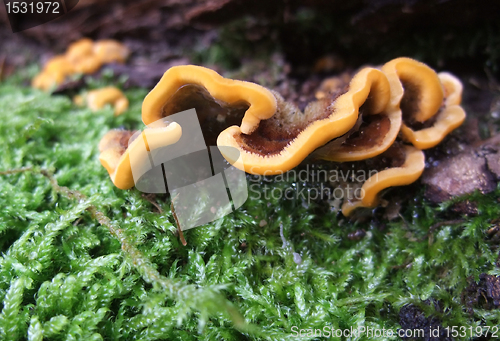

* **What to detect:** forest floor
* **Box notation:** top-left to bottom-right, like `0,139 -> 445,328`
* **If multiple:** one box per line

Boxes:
1,2 -> 500,339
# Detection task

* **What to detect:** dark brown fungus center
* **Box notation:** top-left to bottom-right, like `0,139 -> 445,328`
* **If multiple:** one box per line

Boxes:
314,93 -> 392,155
400,79 -> 422,126
120,130 -> 136,148
161,84 -> 249,145
237,88 -> 349,156
342,114 -> 391,149
365,142 -> 407,171
400,78 -> 440,130
337,96 -> 392,150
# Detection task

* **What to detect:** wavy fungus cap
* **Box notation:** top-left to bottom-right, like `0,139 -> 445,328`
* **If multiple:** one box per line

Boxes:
312,69 -> 402,162
99,60 -> 465,217
142,65 -> 278,135
218,67 -> 395,174
142,65 -> 399,175
66,38 -> 94,62
382,57 -> 444,123
32,38 -> 130,91
341,144 -> 425,216
93,40 -> 130,64
399,72 -> 465,149
99,122 -> 182,189
74,87 -> 129,116
382,57 -> 465,149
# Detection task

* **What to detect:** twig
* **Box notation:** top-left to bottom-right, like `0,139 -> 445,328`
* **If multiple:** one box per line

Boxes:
0,56 -> 5,82
142,193 -> 163,213
0,167 -> 33,175
170,193 -> 187,246
391,262 -> 412,270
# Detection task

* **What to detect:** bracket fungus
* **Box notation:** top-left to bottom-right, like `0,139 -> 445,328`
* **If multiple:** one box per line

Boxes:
31,55 -> 71,91
143,65 -> 400,175
312,69 -> 402,162
74,87 -> 129,116
32,38 -> 129,91
398,72 -> 465,150
99,122 -> 182,190
341,144 -> 425,216
93,40 -> 130,64
142,65 -> 277,136
220,67 -> 399,174
382,57 -> 466,150
99,57 -> 465,217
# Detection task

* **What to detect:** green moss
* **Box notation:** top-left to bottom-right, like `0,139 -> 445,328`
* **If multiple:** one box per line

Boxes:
0,72 -> 499,340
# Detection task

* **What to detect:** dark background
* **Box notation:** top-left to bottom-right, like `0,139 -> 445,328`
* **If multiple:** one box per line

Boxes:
1,0 -> 499,75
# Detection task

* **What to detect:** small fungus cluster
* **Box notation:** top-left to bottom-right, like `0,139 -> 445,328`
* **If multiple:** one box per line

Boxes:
32,38 -> 129,91
99,57 -> 465,216
74,86 -> 129,116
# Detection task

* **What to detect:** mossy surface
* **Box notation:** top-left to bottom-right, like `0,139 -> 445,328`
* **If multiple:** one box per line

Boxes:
0,69 -> 499,340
